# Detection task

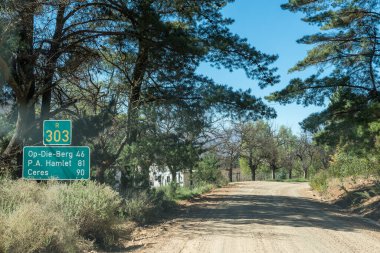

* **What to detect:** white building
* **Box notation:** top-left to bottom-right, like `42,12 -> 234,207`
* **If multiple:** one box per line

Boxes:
149,165 -> 191,187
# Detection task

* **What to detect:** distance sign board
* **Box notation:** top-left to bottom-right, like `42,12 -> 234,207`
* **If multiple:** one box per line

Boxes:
23,146 -> 90,180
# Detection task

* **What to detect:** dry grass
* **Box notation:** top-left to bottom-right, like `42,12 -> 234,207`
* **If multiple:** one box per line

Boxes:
313,176 -> 380,223
1,203 -> 78,253
0,180 -> 125,253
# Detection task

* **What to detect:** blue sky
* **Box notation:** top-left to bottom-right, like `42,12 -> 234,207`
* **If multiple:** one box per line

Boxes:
197,0 -> 323,134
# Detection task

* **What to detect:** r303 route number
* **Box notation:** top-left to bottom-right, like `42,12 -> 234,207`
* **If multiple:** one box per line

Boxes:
43,120 -> 71,145
45,129 -> 70,143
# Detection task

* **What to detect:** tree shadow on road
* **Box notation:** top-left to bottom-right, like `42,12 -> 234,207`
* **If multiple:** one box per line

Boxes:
172,193 -> 380,239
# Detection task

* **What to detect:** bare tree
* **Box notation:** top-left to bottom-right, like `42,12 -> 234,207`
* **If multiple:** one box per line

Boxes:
295,133 -> 316,179
216,126 -> 241,182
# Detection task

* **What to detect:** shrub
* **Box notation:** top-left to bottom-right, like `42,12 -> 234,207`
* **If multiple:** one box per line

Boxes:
195,153 -> 226,186
2,203 -> 78,253
0,214 -> 5,252
0,180 -> 124,250
157,182 -> 216,202
49,181 -> 122,247
0,180 -> 44,214
310,170 -> 329,193
123,190 -> 154,223
329,150 -> 378,178
173,186 -> 193,200
310,148 -> 380,194
122,189 -> 175,224
167,183 -> 214,200
151,188 -> 175,210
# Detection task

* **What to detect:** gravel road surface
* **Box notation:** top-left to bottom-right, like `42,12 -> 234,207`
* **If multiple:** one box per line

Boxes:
128,181 -> 380,253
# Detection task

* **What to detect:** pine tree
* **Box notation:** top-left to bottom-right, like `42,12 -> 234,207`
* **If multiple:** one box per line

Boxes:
268,0 -> 380,150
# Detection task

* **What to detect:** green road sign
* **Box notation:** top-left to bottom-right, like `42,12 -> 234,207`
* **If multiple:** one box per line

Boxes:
23,146 -> 90,180
43,120 -> 72,145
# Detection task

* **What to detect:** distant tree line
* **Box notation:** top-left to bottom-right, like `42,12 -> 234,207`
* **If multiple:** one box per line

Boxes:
213,121 -> 328,182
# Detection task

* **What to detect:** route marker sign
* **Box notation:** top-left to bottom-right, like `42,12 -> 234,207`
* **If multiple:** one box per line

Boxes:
23,119 -> 90,180
43,120 -> 72,145
23,146 -> 90,180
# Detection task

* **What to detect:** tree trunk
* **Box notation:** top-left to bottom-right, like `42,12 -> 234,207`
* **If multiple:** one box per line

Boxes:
119,45 -> 148,191
249,163 -> 257,181
288,169 -> 292,179
4,103 -> 29,155
168,167 -> 177,196
3,102 -> 35,176
40,5 -> 66,121
41,91 -> 52,120
95,166 -> 105,183
126,45 -> 148,144
251,168 -> 256,181
271,164 -> 276,180
228,164 -> 233,182
120,167 -> 131,192
126,84 -> 142,143
3,2 -> 36,160
303,168 -> 308,179
171,170 -> 177,184
140,164 -> 151,188
189,167 -> 193,188
115,45 -> 148,188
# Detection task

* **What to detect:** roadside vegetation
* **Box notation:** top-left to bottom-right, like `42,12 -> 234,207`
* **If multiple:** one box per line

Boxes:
160,183 -> 216,201
0,148 -> 226,252
0,175 -> 224,252
273,178 -> 309,183
0,180 -> 121,252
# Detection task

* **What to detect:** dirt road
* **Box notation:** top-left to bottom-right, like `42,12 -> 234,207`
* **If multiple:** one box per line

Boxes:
128,182 -> 380,253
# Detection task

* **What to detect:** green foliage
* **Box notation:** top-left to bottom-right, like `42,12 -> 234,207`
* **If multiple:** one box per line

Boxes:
273,177 -> 309,182
284,178 -> 309,183
310,170 -> 329,193
158,183 -> 215,201
329,149 -> 380,178
270,0 -> 380,153
310,148 -> 380,193
120,182 -> 215,225
175,183 -> 215,200
239,158 -> 250,176
277,169 -> 287,180
195,153 -> 224,185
